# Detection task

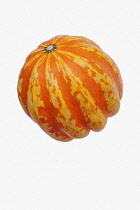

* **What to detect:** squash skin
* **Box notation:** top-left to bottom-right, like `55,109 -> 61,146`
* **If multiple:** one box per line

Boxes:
17,35 -> 123,141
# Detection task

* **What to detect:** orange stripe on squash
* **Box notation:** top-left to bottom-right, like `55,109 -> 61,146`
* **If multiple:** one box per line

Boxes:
17,35 -> 123,142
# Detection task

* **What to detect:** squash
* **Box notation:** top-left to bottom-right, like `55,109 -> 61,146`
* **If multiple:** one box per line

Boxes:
17,35 -> 123,142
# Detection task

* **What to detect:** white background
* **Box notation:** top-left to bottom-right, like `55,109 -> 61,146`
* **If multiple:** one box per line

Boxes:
0,0 -> 140,209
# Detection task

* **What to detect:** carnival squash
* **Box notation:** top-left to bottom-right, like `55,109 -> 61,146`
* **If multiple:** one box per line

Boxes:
17,35 -> 123,141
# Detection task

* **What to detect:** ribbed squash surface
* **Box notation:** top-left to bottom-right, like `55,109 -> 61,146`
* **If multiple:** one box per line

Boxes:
17,35 -> 123,141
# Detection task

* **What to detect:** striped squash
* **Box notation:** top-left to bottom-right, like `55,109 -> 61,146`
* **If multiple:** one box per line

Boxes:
17,35 -> 123,142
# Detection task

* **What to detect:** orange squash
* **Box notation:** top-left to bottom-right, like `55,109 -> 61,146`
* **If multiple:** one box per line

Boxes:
17,35 -> 123,141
